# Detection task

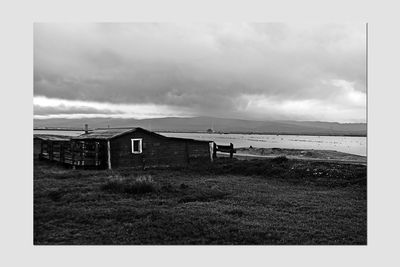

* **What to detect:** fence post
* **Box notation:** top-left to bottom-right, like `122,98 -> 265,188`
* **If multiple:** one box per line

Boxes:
39,140 -> 43,159
80,141 -> 84,167
95,142 -> 99,166
71,141 -> 74,167
209,142 -> 214,162
107,140 -> 112,170
61,143 -> 64,163
49,141 -> 53,161
185,142 -> 190,165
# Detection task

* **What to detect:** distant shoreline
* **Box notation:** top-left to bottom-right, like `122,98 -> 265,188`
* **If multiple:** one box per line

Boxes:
229,147 -> 367,165
160,131 -> 367,137
33,128 -> 367,137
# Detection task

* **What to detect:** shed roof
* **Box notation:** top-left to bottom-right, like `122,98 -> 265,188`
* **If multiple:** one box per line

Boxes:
72,128 -> 137,140
72,127 -> 211,143
34,134 -> 71,141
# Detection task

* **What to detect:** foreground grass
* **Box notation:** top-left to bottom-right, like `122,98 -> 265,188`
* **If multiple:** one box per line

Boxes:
34,158 -> 366,245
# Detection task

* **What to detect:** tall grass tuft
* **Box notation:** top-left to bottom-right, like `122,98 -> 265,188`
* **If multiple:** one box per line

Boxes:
101,175 -> 156,195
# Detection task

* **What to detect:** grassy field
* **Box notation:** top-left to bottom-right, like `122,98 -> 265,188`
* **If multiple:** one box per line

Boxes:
34,157 -> 367,245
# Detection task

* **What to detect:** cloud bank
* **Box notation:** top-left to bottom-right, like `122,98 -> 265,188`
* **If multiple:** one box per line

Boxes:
34,23 -> 366,122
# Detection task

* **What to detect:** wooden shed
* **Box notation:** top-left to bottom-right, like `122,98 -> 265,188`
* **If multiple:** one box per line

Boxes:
69,128 -> 214,169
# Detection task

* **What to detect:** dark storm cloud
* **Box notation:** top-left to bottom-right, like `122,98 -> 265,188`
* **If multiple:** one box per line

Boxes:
34,23 -> 366,122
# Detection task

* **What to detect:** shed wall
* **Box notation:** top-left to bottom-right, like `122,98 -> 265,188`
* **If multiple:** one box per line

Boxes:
110,131 -> 211,169
187,142 -> 212,162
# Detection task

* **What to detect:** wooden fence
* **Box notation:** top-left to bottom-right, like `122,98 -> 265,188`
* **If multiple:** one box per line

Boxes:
37,138 -> 105,169
213,143 -> 236,158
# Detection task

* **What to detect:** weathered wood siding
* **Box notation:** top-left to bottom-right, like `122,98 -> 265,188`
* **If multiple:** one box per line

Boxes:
34,138 -> 42,159
187,141 -> 212,162
110,130 -> 211,169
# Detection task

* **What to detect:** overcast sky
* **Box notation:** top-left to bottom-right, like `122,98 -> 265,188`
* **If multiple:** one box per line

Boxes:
34,23 -> 366,122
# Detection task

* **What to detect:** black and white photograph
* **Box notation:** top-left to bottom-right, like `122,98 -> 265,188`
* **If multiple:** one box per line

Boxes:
3,0 -> 400,266
33,22 -> 367,245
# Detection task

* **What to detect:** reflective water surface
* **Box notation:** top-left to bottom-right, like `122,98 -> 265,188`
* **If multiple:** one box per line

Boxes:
34,130 -> 366,156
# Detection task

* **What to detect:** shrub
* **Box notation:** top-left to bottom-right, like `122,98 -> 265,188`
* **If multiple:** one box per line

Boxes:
180,183 -> 189,189
305,151 -> 314,157
271,156 -> 289,164
101,175 -> 156,195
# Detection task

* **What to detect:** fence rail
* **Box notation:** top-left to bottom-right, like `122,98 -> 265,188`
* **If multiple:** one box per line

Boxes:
213,143 -> 236,158
38,139 -> 104,168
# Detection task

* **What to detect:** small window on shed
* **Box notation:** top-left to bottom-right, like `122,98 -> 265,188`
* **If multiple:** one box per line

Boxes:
131,138 -> 142,154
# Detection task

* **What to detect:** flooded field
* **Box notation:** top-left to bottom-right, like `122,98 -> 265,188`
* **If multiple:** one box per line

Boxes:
34,130 -> 366,156
34,130 -> 84,136
162,133 -> 366,156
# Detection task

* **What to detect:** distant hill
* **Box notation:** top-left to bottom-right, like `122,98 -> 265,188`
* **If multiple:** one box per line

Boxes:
34,116 -> 367,136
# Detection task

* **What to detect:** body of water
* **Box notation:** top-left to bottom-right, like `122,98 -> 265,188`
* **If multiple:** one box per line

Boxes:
34,130 -> 366,156
34,130 -> 84,137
